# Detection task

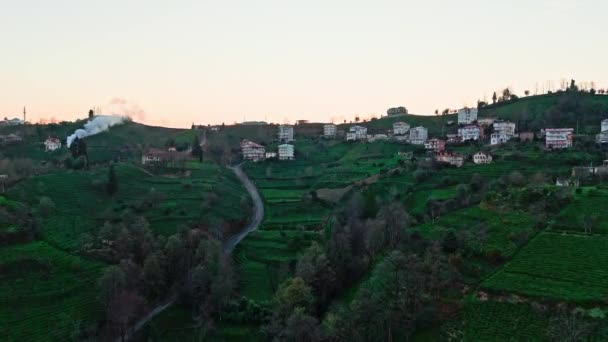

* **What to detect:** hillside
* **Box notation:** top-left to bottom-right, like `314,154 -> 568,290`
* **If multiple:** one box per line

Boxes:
480,92 -> 608,133
339,112 -> 458,136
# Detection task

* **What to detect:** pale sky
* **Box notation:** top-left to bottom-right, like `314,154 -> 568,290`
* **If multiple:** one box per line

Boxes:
1,0 -> 606,127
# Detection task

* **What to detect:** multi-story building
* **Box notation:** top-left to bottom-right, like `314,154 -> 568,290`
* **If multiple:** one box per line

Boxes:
458,125 -> 481,141
545,128 -> 574,149
493,121 -> 516,137
240,139 -> 266,162
346,126 -> 368,141
473,152 -> 493,164
409,126 -> 428,144
278,144 -> 295,160
491,133 -> 509,145
278,125 -> 294,142
393,122 -> 410,135
446,134 -> 461,144
424,138 -> 446,152
457,107 -> 478,124
323,124 -> 337,137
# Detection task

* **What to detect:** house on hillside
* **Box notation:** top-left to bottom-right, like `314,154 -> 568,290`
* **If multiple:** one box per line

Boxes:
409,126 -> 428,144
323,124 -> 337,137
545,128 -> 573,149
572,160 -> 608,178
346,126 -> 367,141
265,152 -> 277,159
387,106 -> 408,116
393,122 -> 410,135
44,138 -> 62,151
473,152 -> 492,164
278,125 -> 294,142
368,134 -> 388,142
446,134 -> 461,144
0,134 -> 22,145
458,125 -> 481,141
142,148 -> 186,168
424,138 -> 445,152
240,139 -> 266,162
278,144 -> 295,160
1,117 -> 24,126
596,131 -> 608,144
457,107 -> 478,124
490,121 -> 516,145
435,151 -> 464,167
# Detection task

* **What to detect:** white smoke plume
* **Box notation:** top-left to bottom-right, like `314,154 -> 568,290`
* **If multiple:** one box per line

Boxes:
66,115 -> 128,147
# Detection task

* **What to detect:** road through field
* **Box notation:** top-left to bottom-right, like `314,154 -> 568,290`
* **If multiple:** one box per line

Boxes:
224,163 -> 264,253
120,162 -> 263,341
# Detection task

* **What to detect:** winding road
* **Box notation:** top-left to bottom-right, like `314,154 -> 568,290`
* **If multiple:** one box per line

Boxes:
119,163 -> 263,341
224,164 -> 264,253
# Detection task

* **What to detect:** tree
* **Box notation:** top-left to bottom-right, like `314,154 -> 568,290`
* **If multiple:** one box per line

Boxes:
108,290 -> 144,342
524,90 -> 530,96
295,243 -> 336,309
275,277 -> 315,316
492,91 -> 497,104
546,308 -> 594,342
192,135 -> 203,162
98,266 -> 127,310
142,253 -> 166,299
281,307 -> 323,342
580,214 -> 599,234
106,164 -> 118,195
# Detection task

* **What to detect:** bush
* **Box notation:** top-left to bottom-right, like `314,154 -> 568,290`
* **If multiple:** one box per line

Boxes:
38,197 -> 55,217
413,169 -> 427,182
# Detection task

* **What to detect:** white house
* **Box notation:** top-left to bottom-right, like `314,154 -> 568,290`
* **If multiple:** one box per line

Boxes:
393,122 -> 410,135
473,152 -> 493,164
545,128 -> 573,149
368,134 -> 388,142
278,125 -> 294,142
265,152 -> 277,159
44,138 -> 62,151
346,126 -> 368,141
241,139 -> 266,162
602,119 -> 608,132
457,107 -> 478,124
323,124 -> 337,137
409,126 -> 428,144
278,144 -> 295,160
458,125 -> 481,141
491,121 -> 516,145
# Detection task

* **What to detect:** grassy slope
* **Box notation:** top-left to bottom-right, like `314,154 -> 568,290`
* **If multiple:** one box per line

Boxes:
338,112 -> 458,136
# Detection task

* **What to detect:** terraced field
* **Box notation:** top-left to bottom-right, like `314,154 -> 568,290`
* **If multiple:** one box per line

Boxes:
0,241 -> 104,341
483,232 -> 608,302
551,187 -> 608,234
235,139 -> 411,301
460,300 -> 548,341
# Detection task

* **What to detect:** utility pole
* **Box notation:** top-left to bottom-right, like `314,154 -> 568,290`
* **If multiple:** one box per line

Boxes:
23,106 -> 26,122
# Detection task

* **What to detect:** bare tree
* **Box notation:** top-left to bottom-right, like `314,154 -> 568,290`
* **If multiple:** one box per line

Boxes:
546,308 -> 594,342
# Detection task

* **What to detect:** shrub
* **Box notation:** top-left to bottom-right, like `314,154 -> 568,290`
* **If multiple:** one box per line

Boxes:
38,196 -> 55,217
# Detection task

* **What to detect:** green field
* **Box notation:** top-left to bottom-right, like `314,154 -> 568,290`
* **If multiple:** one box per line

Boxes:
552,187 -> 608,234
483,232 -> 608,302
0,241 -> 104,341
460,300 -> 548,341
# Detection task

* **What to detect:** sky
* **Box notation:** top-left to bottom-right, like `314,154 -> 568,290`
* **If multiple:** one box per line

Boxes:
0,0 -> 606,128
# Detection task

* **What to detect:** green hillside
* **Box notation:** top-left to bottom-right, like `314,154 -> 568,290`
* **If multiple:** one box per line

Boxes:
339,112 -> 458,136
480,93 -> 608,133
